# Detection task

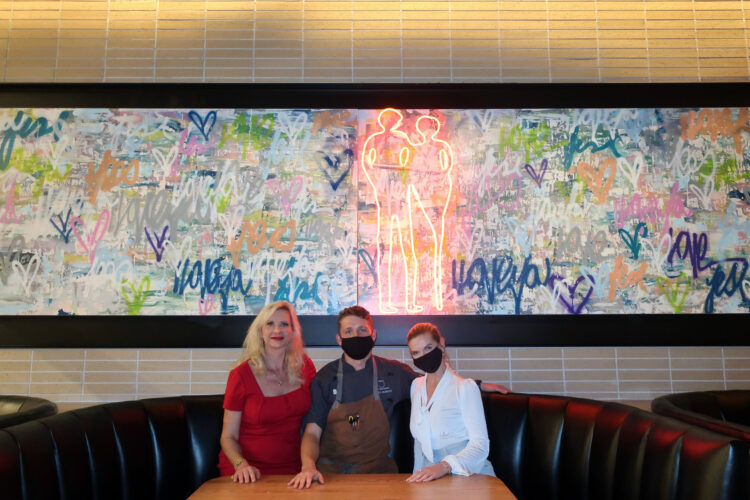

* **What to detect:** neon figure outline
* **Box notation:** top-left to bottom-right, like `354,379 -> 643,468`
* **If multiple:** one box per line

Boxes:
360,108 -> 454,313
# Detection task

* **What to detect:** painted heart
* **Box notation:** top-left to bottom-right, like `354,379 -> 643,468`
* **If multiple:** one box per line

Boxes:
673,145 -> 701,183
618,222 -> 648,260
617,153 -> 642,191
334,231 -> 356,260
467,109 -> 496,133
580,262 -> 611,300
164,236 -> 193,273
641,232 -> 673,274
11,253 -> 40,297
0,176 -> 22,224
689,176 -> 714,211
121,276 -> 150,315
577,157 -> 616,204
536,283 -> 562,313
267,176 -> 304,217
319,149 -> 353,191
0,235 -> 25,285
506,213 -> 539,257
316,269 -> 349,313
276,111 -> 309,142
49,207 -> 73,244
145,225 -> 169,263
71,209 -> 110,264
357,248 -> 378,285
524,159 -> 548,188
656,273 -> 691,313
550,274 -> 594,314
217,207 -> 244,245
458,225 -> 483,263
152,145 -> 179,179
188,110 -> 217,140
198,294 -> 215,315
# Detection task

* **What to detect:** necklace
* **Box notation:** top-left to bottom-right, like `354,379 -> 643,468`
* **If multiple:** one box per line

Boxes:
268,368 -> 285,386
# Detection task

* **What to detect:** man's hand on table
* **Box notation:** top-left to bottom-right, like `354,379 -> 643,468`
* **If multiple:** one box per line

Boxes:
288,467 -> 325,489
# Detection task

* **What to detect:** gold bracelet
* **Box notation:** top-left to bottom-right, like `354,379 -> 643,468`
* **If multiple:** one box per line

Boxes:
233,458 -> 246,468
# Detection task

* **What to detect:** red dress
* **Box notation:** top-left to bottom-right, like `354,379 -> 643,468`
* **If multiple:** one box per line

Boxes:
217,355 -> 316,476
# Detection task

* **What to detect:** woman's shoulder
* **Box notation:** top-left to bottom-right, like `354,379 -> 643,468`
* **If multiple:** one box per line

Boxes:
410,374 -> 425,394
301,353 -> 316,378
229,360 -> 251,376
448,368 -> 479,392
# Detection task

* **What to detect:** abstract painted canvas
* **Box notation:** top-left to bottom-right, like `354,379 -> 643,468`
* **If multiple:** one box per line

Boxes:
0,107 -> 747,316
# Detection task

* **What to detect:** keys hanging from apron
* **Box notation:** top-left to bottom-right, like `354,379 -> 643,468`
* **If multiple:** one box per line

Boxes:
317,357 -> 398,474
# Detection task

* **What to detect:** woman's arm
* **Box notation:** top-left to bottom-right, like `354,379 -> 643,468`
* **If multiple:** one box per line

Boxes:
219,409 -> 261,483
288,423 -> 325,489
441,381 -> 491,476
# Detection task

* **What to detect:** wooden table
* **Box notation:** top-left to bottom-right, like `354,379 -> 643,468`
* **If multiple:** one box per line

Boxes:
189,473 -> 517,499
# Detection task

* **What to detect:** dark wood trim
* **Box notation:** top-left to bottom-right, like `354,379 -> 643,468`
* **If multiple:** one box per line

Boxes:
0,314 -> 745,347
0,82 -> 749,109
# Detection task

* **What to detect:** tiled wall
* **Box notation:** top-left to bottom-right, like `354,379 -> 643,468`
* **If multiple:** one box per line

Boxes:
2,346 -> 748,410
0,1 -> 749,82
0,2 -> 748,409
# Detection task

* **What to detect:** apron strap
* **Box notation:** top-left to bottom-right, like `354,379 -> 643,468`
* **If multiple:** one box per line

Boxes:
372,356 -> 379,401
332,355 -> 380,409
333,358 -> 344,409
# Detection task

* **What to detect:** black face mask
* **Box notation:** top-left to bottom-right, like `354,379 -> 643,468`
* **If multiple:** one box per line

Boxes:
413,346 -> 444,373
340,335 -> 374,360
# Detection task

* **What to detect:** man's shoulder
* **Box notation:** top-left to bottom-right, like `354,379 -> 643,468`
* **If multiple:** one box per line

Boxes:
312,358 -> 340,382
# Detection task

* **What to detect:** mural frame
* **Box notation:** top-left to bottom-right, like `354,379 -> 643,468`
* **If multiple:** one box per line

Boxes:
0,82 -> 747,347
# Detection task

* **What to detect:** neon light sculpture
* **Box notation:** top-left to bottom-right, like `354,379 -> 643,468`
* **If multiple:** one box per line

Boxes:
360,108 -> 454,313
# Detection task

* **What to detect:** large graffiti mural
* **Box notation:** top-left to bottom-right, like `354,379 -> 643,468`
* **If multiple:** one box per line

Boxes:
0,107 -> 748,316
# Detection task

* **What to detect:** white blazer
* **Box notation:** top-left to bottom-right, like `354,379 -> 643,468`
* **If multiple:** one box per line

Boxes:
409,364 -> 491,476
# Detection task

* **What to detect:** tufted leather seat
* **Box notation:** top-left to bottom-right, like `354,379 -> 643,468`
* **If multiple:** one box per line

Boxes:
652,390 -> 750,441
0,396 -> 57,428
0,393 -> 748,500
482,393 -> 749,500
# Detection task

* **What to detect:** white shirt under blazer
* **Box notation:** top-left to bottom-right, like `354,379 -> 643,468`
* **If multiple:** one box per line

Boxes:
409,364 -> 494,476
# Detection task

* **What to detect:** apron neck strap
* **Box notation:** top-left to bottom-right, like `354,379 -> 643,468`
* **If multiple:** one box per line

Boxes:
333,355 -> 379,409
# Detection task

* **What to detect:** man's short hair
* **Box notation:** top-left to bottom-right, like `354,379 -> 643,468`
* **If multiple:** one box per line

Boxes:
337,305 -> 374,333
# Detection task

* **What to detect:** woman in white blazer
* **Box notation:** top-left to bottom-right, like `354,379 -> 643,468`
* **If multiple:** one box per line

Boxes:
406,322 -> 497,483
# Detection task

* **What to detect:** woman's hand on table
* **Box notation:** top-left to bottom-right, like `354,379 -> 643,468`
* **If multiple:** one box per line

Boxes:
232,461 -> 261,483
406,461 -> 451,482
288,466 -> 325,489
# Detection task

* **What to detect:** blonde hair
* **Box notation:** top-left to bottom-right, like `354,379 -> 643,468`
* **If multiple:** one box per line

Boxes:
236,300 -> 305,385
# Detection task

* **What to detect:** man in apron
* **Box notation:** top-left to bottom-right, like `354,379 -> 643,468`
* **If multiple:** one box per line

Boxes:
289,306 -> 409,489
289,306 -> 507,489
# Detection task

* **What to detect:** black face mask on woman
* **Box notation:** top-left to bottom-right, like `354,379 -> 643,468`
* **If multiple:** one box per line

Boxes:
413,346 -> 443,373
340,335 -> 374,360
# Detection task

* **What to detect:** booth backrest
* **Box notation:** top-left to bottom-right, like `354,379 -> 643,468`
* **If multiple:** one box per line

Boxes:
486,393 -> 750,500
1,393 -> 748,500
0,396 -> 58,428
0,395 -> 223,500
652,390 -> 750,441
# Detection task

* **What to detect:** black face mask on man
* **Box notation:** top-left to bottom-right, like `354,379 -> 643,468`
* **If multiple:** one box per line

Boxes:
340,335 -> 374,360
413,346 -> 444,373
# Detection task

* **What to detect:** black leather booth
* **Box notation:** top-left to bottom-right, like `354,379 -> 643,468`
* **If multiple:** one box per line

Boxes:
0,396 -> 57,428
0,393 -> 748,500
652,390 -> 750,441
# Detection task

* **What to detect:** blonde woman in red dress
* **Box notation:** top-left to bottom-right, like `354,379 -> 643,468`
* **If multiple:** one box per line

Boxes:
218,301 -> 316,483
